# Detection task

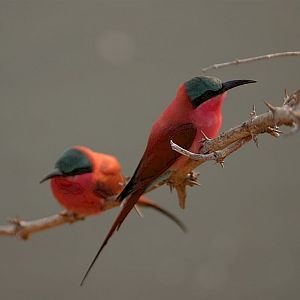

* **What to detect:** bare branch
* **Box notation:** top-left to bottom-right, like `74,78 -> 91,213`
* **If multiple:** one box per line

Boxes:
202,51 -> 300,72
171,136 -> 252,163
0,195 -> 188,239
0,211 -> 85,240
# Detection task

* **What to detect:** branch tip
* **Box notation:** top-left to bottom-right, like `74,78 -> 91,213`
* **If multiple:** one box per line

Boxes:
202,51 -> 300,72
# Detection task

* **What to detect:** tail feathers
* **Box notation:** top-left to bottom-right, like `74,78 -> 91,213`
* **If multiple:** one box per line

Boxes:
117,178 -> 136,202
137,196 -> 187,232
80,190 -> 143,286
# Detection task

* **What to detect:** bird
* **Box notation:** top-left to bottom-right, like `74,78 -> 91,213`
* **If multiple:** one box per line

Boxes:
40,146 -> 187,230
80,75 -> 256,285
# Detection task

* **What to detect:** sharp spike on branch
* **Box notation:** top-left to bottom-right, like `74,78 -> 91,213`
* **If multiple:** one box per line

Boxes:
283,89 -> 290,105
250,104 -> 257,118
264,101 -> 277,114
200,130 -> 211,142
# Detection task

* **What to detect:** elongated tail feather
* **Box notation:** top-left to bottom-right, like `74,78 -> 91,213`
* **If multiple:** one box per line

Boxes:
137,196 -> 187,232
80,190 -> 143,286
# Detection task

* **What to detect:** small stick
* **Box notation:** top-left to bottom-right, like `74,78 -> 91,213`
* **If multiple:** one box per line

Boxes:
202,51 -> 300,72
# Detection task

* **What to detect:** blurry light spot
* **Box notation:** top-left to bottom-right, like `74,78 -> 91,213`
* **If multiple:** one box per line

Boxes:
97,30 -> 135,64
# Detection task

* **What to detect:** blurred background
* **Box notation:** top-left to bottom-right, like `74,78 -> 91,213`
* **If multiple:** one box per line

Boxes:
0,1 -> 299,299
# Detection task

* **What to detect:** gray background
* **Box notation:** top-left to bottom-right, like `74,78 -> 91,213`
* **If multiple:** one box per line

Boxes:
0,1 -> 299,299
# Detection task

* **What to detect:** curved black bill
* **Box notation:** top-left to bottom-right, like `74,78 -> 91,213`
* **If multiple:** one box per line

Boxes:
40,169 -> 63,183
222,79 -> 257,92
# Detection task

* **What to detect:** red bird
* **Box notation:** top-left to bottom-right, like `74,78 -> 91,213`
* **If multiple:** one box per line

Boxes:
40,146 -> 186,229
80,75 -> 256,284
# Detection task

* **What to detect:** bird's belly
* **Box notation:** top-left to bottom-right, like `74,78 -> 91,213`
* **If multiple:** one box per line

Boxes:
51,176 -> 104,216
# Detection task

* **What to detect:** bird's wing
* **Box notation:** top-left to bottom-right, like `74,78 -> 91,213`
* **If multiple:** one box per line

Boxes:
118,122 -> 197,201
80,123 -> 196,286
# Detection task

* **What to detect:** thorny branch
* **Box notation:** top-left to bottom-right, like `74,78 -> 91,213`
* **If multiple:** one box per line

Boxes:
168,89 -> 300,208
0,200 -> 122,240
0,195 -> 188,239
202,51 -> 300,72
0,211 -> 85,240
0,52 -> 299,239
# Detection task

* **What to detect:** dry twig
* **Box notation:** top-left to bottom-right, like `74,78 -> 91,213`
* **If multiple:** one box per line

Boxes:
0,199 -> 123,240
0,196 -> 187,239
0,211 -> 84,240
202,51 -> 300,72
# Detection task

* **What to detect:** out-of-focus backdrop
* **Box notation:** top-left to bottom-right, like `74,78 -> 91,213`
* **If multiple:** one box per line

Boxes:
0,1 -> 299,299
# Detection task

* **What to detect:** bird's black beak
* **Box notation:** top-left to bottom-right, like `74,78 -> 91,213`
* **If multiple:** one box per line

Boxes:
222,79 -> 257,92
40,169 -> 63,184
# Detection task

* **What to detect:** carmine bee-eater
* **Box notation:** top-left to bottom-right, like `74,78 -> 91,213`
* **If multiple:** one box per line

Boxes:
40,146 -> 186,230
81,75 -> 256,285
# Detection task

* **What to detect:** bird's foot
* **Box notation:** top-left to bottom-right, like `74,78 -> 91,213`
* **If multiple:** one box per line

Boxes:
185,171 -> 201,187
59,211 -> 85,223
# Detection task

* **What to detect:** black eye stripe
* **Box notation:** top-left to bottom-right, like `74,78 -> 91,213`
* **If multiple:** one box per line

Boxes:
63,167 -> 93,176
191,88 -> 224,108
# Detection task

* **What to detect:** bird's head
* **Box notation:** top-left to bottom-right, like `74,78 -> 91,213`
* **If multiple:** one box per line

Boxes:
40,147 -> 93,183
184,76 -> 256,108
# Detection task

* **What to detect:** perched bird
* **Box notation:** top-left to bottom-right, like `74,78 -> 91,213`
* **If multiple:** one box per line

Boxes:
80,75 -> 256,285
40,146 -> 186,229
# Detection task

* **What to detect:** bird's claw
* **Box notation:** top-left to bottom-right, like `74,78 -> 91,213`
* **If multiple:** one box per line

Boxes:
59,211 -> 85,222
185,171 -> 201,187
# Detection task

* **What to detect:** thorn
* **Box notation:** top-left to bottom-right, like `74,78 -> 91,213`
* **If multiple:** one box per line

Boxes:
284,89 -> 289,98
264,101 -> 277,115
248,129 -> 259,147
213,151 -> 225,167
189,180 -> 201,186
200,130 -> 211,142
175,184 -> 187,209
253,135 -> 259,148
8,217 -> 21,226
134,205 -> 144,218
283,89 -> 290,105
120,199 -> 126,208
249,104 -> 257,118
